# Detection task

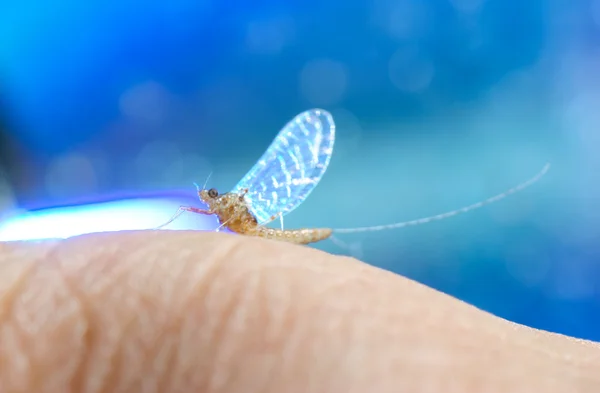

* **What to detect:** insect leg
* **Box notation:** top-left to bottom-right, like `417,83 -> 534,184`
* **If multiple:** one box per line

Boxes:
155,206 -> 211,229
215,202 -> 248,232
329,235 -> 364,260
237,188 -> 250,201
215,219 -> 231,232
260,212 -> 284,229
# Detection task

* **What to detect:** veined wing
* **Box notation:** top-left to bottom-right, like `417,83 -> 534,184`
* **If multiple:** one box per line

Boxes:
232,109 -> 335,224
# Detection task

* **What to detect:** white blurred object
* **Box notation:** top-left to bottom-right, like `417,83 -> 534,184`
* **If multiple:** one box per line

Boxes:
0,198 -> 215,241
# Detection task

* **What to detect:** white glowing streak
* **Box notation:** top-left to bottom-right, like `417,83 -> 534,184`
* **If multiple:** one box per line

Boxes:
0,199 -> 206,241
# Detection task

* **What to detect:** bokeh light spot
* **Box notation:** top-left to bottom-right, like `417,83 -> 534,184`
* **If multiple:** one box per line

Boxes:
120,81 -> 171,126
299,59 -> 348,105
246,15 -> 295,54
388,47 -> 434,92
45,153 -> 98,198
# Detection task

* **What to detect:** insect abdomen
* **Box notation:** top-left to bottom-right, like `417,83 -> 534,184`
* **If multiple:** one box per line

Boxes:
255,227 -> 332,245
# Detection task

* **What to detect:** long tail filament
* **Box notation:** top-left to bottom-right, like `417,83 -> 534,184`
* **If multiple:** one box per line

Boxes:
333,163 -> 550,234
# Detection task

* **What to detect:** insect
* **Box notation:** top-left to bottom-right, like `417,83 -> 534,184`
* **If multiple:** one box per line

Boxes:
157,109 -> 550,245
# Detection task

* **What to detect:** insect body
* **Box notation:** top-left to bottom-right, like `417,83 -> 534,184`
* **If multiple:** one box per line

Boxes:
201,187 -> 331,244
157,109 -> 336,244
157,109 -> 550,245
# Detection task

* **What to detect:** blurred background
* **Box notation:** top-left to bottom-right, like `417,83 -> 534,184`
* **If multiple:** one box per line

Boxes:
0,0 -> 598,340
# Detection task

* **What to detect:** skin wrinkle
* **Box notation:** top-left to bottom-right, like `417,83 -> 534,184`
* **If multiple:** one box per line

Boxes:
114,242 -> 200,393
51,232 -> 183,393
226,268 -> 276,392
301,298 -> 354,393
288,266 -> 369,392
50,254 -> 95,393
231,263 -> 305,391
140,249 -> 197,393
197,238 -> 254,392
155,334 -> 178,393
174,259 -> 226,392
222,237 -> 342,391
213,234 -> 599,391
0,231 -> 597,392
276,247 -> 391,391
139,238 -> 209,391
325,282 -> 413,391
262,270 -> 299,390
131,257 -> 177,383
173,234 -> 325,392
0,245 -> 48,393
49,237 -> 129,393
2,243 -> 88,393
176,233 -> 274,392
115,234 -> 204,390
267,247 -> 593,391
111,232 -> 244,393
239,261 -> 278,393
0,241 -> 56,320
206,264 -> 255,392
227,246 -> 336,393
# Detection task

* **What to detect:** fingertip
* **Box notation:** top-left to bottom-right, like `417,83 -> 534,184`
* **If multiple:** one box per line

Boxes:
1,231 -> 598,393
0,230 -> 370,392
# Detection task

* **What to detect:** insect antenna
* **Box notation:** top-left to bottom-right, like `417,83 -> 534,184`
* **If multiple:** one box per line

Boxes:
333,163 -> 550,234
194,171 -> 213,192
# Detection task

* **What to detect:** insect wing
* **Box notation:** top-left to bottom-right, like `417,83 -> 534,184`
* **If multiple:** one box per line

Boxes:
232,109 -> 335,224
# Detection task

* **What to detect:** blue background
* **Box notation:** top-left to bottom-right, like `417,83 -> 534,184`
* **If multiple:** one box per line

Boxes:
0,0 -> 598,340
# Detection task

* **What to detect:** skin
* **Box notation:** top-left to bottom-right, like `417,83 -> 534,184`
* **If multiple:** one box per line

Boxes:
0,231 -> 599,393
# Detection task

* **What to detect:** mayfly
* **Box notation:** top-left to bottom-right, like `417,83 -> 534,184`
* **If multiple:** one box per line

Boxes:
157,109 -> 550,245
